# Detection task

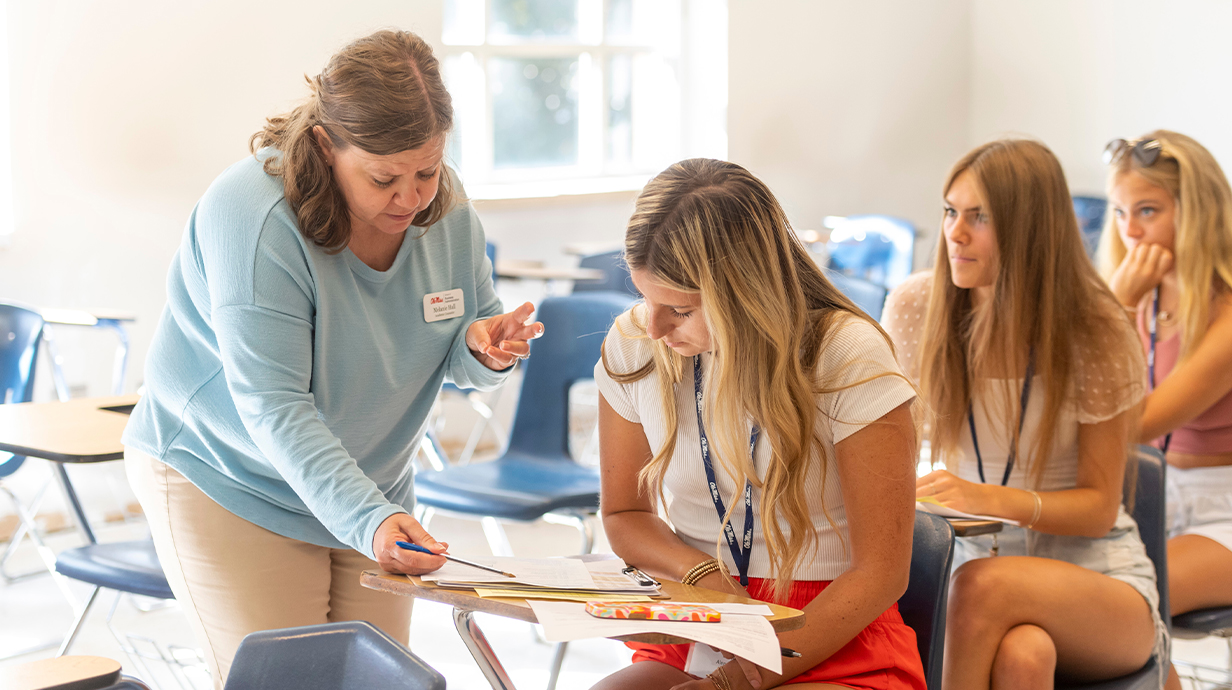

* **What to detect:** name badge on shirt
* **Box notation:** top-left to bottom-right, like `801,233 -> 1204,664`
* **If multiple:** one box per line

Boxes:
424,289 -> 465,323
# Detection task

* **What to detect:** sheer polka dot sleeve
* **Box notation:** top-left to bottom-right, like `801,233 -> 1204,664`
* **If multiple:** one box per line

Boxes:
1074,305 -> 1147,425
880,271 -> 933,384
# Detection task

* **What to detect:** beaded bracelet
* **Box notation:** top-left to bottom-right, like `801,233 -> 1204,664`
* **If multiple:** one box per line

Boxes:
681,558 -> 720,586
708,667 -> 733,690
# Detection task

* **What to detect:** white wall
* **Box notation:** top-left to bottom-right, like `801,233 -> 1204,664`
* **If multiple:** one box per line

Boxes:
728,0 -> 973,247
969,0 -> 1232,196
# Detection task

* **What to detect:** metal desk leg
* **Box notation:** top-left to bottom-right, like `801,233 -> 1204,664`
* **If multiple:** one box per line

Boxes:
453,608 -> 517,690
53,462 -> 97,545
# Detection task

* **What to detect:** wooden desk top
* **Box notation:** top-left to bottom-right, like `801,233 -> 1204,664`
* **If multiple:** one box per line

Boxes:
40,308 -> 137,326
361,569 -> 806,644
0,395 -> 139,463
949,519 -> 1004,537
0,655 -> 121,690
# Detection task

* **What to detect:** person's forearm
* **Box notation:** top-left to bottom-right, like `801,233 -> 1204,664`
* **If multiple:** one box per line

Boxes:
761,565 -> 907,688
984,485 -> 1118,537
602,510 -> 717,582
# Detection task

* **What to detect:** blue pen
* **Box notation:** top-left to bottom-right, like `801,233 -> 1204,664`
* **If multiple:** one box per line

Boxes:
396,541 -> 516,578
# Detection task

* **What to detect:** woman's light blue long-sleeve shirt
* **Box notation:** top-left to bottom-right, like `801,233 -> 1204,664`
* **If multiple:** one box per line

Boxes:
123,152 -> 507,559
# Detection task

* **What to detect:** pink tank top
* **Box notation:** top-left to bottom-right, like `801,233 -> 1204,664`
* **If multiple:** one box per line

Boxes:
1138,314 -> 1232,454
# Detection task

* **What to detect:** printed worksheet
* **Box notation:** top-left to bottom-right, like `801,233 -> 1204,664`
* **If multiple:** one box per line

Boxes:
420,557 -> 596,589
528,600 -> 783,674
915,497 -> 1014,523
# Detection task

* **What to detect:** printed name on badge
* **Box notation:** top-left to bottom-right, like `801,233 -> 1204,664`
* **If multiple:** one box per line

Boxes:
424,289 -> 465,323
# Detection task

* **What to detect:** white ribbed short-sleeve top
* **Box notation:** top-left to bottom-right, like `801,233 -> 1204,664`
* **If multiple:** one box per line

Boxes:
594,307 -> 916,580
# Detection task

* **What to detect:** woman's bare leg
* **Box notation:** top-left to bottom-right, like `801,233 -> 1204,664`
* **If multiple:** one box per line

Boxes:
943,557 -> 1156,690
590,661 -> 693,690
1165,534 -> 1232,690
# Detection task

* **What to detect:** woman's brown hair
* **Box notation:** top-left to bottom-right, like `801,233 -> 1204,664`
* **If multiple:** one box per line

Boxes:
250,29 -> 457,252
920,139 -> 1141,485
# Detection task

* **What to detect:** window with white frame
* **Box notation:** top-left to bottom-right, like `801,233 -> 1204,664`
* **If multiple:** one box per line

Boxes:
440,0 -> 727,199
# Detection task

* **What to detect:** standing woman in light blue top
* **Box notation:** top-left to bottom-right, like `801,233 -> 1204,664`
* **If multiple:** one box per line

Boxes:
122,30 -> 541,688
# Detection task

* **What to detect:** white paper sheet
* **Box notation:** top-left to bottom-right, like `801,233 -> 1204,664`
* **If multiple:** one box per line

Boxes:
915,498 -> 1015,524
420,556 -> 596,589
528,600 -> 783,674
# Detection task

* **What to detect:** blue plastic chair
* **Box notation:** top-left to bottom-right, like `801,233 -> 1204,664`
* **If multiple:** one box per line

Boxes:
0,303 -> 50,584
825,215 -> 915,290
1072,195 -> 1107,261
415,292 -> 634,690
900,512 -> 956,690
416,292 -> 635,531
1056,445 -> 1168,689
823,269 -> 889,321
437,241 -> 506,466
223,621 -> 445,690
571,250 -> 639,298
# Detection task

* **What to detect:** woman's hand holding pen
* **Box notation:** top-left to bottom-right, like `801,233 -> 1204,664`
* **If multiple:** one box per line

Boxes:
467,301 -> 545,371
669,657 -> 764,690
372,513 -> 448,575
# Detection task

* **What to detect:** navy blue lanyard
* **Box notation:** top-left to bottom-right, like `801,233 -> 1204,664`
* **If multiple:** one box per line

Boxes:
1149,287 -> 1173,453
693,355 -> 759,586
968,353 -> 1035,486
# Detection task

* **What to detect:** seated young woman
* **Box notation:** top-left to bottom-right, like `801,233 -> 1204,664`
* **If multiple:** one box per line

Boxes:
591,158 -> 926,690
882,139 -> 1167,688
1100,130 -> 1232,689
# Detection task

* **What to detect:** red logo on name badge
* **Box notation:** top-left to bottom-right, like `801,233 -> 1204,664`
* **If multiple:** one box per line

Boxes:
430,296 -> 444,304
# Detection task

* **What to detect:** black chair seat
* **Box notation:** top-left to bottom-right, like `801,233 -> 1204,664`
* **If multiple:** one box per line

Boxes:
55,540 -> 174,600
1060,658 -> 1159,690
415,452 -> 599,521
1174,606 -> 1232,636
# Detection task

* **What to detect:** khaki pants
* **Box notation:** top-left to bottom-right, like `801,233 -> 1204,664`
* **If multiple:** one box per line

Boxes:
125,448 -> 412,689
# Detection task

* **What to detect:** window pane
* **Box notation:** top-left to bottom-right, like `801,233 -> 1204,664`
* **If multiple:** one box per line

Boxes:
491,57 -> 579,169
490,0 -> 578,41
607,54 -> 632,166
443,0 -> 485,45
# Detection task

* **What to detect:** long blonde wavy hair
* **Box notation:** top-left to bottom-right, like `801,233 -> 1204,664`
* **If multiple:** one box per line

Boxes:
1098,130 -> 1232,360
250,29 -> 458,252
921,140 -> 1138,484
603,158 -> 914,599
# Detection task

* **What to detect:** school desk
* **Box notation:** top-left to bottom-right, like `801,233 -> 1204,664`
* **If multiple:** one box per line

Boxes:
0,654 -> 122,690
361,563 -> 807,690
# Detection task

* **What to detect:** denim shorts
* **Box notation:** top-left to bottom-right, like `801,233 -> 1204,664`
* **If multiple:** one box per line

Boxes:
1167,463 -> 1232,553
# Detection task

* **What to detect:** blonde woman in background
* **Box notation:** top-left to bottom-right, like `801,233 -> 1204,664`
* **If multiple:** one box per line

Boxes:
592,158 -> 926,690
1101,130 -> 1232,690
883,139 -> 1166,688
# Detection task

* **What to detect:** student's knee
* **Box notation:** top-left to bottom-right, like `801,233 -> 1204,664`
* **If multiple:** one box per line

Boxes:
992,624 -> 1056,682
949,558 -> 1008,613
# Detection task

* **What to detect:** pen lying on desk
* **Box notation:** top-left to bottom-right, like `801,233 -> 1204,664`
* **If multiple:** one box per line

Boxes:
395,541 -> 516,578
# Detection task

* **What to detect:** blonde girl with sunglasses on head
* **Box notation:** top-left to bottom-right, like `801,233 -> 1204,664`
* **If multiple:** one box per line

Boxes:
1101,130 -> 1232,690
591,158 -> 927,690
883,139 -> 1166,688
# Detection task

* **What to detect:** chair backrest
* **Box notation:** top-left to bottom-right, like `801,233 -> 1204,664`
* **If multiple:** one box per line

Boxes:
485,241 -> 498,286
506,292 -> 636,460
824,269 -> 889,321
825,215 -> 915,289
1071,195 -> 1106,261
0,303 -> 44,479
572,250 -> 639,297
898,511 -> 956,690
1128,444 -> 1169,627
224,621 -> 445,690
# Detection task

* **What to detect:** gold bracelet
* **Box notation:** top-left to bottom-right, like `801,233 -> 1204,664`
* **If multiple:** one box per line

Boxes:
681,558 -> 720,586
708,667 -> 733,690
1022,490 -> 1043,530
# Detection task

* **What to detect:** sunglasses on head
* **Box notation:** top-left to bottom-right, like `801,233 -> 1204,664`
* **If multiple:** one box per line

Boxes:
1103,138 -> 1164,167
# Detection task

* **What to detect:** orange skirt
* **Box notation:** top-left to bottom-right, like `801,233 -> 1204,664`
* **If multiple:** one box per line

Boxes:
626,578 -> 926,690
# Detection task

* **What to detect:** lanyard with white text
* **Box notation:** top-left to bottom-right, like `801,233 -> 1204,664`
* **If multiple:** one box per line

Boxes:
693,355 -> 759,586
1149,287 -> 1173,454
968,352 -> 1035,486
